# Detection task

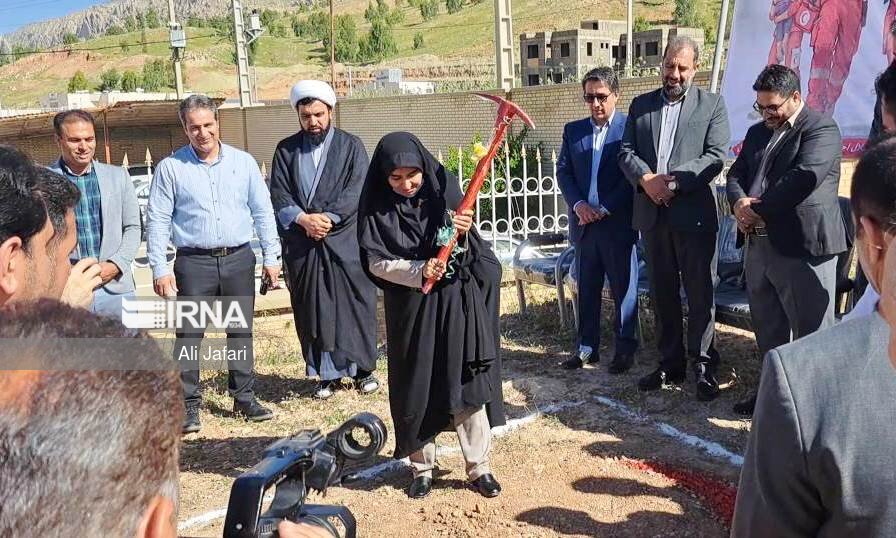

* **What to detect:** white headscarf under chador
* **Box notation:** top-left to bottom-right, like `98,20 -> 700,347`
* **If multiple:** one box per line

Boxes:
289,80 -> 337,109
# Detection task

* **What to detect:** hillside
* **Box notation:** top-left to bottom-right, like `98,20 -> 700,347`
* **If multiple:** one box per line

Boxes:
0,0 -> 709,108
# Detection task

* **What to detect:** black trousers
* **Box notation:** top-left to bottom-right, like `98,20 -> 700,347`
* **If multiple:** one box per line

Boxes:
174,246 -> 256,405
642,210 -> 719,372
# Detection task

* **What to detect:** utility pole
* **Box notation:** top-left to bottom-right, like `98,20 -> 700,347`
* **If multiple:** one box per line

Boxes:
330,0 -> 336,89
626,0 -> 633,77
709,0 -> 731,93
493,0 -> 514,90
168,0 -> 185,99
232,1 -> 264,108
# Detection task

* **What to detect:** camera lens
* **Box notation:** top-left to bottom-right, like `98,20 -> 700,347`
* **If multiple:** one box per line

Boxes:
333,413 -> 387,461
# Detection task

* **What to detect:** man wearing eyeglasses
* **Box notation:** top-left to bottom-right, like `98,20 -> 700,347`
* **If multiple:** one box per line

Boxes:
726,64 -> 846,416
557,67 -> 639,374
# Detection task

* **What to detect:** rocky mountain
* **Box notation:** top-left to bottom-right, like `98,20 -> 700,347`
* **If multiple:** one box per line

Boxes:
1,0 -> 315,50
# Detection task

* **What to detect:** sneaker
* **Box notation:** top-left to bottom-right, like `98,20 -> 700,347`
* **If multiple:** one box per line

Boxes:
233,399 -> 274,422
182,402 -> 201,434
637,367 -> 686,391
315,381 -> 335,400
354,374 -> 381,394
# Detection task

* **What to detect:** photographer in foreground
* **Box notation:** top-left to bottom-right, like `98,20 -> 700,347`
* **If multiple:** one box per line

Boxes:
0,301 -> 344,538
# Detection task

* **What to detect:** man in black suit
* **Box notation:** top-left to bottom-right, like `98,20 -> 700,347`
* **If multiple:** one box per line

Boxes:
619,36 -> 731,401
726,64 -> 846,416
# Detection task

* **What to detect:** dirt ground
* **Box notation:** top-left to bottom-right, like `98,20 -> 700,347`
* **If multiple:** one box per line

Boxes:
178,285 -> 759,538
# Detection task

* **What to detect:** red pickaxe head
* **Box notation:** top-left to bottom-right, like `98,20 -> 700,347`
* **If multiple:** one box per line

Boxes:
474,92 -> 536,130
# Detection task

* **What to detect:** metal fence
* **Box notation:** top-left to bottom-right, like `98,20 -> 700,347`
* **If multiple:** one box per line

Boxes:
440,143 -> 568,254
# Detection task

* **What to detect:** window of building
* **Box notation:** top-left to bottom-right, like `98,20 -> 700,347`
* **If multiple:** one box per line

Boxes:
528,74 -> 540,86
586,42 -> 593,56
553,73 -> 563,84
527,44 -> 539,59
560,42 -> 570,57
646,41 -> 659,56
635,43 -> 641,58
612,45 -> 620,59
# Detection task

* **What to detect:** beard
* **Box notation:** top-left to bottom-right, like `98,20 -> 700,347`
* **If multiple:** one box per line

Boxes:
305,124 -> 331,146
663,77 -> 692,100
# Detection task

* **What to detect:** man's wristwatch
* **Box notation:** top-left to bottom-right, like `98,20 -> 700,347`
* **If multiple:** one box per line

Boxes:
667,180 -> 678,192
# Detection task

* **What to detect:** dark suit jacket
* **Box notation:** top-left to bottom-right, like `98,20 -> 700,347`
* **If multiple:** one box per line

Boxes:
726,106 -> 847,258
556,112 -> 636,245
733,313 -> 896,537
618,87 -> 730,233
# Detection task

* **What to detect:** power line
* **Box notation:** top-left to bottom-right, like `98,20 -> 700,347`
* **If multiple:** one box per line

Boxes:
0,0 -> 61,13
0,32 -> 224,57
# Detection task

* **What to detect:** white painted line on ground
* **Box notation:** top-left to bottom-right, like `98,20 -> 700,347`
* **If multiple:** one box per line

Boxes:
592,395 -> 744,467
655,422 -> 745,467
178,401 -> 581,532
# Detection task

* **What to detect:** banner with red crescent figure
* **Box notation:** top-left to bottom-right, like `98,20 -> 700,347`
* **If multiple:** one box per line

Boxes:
722,0 -> 892,157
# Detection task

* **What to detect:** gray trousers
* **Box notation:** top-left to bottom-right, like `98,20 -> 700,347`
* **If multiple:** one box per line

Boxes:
409,407 -> 492,481
745,235 -> 837,357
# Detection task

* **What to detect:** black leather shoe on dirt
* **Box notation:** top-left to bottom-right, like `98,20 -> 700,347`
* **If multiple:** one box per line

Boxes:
637,367 -> 686,391
608,354 -> 634,374
233,399 -> 274,422
471,474 -> 502,498
407,476 -> 433,499
694,362 -> 720,402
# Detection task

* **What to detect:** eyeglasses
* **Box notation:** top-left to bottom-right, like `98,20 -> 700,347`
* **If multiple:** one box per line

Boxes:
584,93 -> 612,105
753,94 -> 795,114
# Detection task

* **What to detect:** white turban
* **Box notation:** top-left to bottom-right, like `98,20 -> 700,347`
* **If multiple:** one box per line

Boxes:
289,80 -> 337,109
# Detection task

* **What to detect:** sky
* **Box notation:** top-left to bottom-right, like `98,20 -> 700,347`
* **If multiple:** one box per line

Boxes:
0,0 -> 107,36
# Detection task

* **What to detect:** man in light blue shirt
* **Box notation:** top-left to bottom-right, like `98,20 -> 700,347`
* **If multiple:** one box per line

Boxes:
147,94 -> 281,434
556,67 -> 639,374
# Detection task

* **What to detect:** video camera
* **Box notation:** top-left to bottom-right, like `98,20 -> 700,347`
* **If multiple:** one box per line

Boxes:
223,413 -> 387,538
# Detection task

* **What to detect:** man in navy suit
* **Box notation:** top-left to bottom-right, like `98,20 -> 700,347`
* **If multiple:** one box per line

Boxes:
557,67 -> 639,373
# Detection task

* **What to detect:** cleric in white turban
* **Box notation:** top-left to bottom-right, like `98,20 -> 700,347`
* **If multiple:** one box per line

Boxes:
269,78 -> 381,401
289,79 -> 337,110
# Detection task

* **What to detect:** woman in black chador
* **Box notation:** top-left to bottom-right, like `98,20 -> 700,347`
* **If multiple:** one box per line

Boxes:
359,132 -> 506,500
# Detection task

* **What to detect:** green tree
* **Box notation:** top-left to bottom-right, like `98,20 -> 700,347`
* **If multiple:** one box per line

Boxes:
419,0 -> 438,21
121,70 -> 140,91
324,14 -> 360,63
106,25 -> 124,36
260,9 -> 279,28
68,70 -> 90,92
674,0 -> 702,28
141,59 -> 171,91
634,15 -> 651,32
445,0 -> 463,15
145,8 -> 161,29
99,68 -> 121,91
11,45 -> 33,61
359,17 -> 397,62
413,31 -> 424,49
123,15 -> 138,32
62,33 -> 79,45
296,10 -> 330,41
135,12 -> 146,28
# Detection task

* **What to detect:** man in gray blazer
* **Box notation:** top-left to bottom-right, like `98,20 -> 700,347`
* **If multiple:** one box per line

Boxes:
732,139 -> 896,536
50,110 -> 141,319
619,36 -> 731,401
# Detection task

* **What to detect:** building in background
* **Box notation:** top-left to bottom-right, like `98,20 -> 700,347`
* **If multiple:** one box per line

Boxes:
520,21 -> 705,86
359,69 -> 435,95
39,90 -> 187,111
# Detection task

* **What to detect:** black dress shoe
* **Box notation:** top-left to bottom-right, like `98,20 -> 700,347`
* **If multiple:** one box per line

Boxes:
733,393 -> 757,416
560,349 -> 596,370
608,354 -> 634,374
233,399 -> 274,422
470,473 -> 502,498
407,476 -> 432,499
182,402 -> 201,434
694,362 -> 720,402
637,367 -> 686,391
